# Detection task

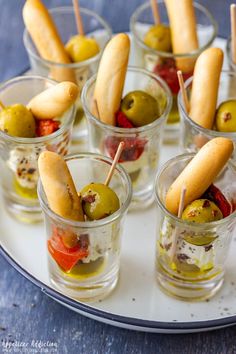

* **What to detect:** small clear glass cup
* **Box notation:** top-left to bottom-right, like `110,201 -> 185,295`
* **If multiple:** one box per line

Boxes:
155,153 -> 236,301
38,153 -> 132,302
81,67 -> 172,210
226,37 -> 236,72
178,70 -> 236,164
0,76 -> 75,223
130,0 -> 218,143
23,6 -> 112,149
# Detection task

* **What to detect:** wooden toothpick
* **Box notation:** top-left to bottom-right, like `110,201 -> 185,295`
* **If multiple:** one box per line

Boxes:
150,0 -> 161,25
0,100 -> 5,110
93,99 -> 100,120
72,0 -> 84,36
169,186 -> 187,261
177,70 -> 190,114
231,4 -> 236,64
104,142 -> 125,187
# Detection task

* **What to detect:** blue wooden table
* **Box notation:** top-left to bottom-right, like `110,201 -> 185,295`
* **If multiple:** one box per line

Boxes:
1,1 -> 236,353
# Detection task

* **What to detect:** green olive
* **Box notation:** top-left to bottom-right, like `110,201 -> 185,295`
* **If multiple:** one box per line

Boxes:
0,104 -> 36,138
215,100 -> 236,132
120,90 -> 160,127
182,199 -> 223,223
144,24 -> 172,52
66,34 -> 100,62
183,234 -> 217,246
80,183 -> 120,220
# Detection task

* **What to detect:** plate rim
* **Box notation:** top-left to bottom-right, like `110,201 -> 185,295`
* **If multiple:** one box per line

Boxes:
1,244 -> 236,332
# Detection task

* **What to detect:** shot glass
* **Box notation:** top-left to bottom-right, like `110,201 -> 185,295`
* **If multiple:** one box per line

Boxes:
38,153 -> 132,302
0,76 -> 75,223
82,67 -> 172,210
130,0 -> 217,143
178,70 -> 236,164
23,6 -> 112,147
155,153 -> 236,301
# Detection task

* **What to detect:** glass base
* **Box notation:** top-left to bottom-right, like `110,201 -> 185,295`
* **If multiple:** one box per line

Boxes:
3,195 -> 43,224
156,262 -> 224,301
49,259 -> 119,302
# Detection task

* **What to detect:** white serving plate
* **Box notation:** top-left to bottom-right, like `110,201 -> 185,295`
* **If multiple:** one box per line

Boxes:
1,37 -> 236,334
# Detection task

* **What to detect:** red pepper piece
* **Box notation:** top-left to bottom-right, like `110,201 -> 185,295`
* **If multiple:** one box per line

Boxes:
36,119 -> 60,137
203,184 -> 232,218
48,227 -> 89,272
105,136 -> 147,162
116,111 -> 134,128
154,59 -> 192,95
104,111 -> 147,162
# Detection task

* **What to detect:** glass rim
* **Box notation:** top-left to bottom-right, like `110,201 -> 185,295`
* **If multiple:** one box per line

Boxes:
226,36 -> 236,68
23,6 -> 113,69
0,75 -> 75,144
130,0 -> 218,59
155,152 -> 236,229
178,70 -> 236,139
38,152 -> 133,228
81,66 -> 173,134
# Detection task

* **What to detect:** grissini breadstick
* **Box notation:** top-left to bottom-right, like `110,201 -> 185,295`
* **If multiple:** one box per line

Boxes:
189,48 -> 223,129
23,0 -> 76,83
165,137 -> 234,215
27,82 -> 79,120
38,151 -> 84,221
164,0 -> 198,72
93,33 -> 130,126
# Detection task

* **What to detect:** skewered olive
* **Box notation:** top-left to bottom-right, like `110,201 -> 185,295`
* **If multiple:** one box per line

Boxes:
80,183 -> 120,220
66,35 -> 100,62
144,24 -> 172,52
0,104 -> 36,138
182,199 -> 223,223
215,100 -> 236,132
120,90 -> 160,127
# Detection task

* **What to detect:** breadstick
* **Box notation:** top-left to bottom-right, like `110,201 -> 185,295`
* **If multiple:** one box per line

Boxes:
189,48 -> 223,129
27,82 -> 79,119
165,137 -> 234,215
93,33 -> 130,126
23,0 -> 76,83
38,151 -> 84,221
164,0 -> 198,72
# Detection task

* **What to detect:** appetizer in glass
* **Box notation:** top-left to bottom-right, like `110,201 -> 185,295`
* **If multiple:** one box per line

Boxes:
155,138 -> 236,300
0,76 -> 77,223
38,149 -> 132,301
23,0 -> 112,146
178,47 -> 236,163
82,33 -> 172,209
130,0 -> 217,142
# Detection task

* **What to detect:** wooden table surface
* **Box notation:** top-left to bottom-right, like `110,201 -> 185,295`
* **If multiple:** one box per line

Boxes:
1,1 -> 236,353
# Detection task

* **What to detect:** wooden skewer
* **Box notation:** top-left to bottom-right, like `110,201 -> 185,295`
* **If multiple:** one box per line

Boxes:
177,70 -> 190,114
104,142 -> 125,186
231,4 -> 236,64
93,99 -> 100,119
150,0 -> 161,25
0,100 -> 5,110
169,186 -> 187,261
72,0 -> 84,36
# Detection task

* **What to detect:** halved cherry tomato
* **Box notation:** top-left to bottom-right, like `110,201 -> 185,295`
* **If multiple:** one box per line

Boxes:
48,228 -> 89,272
36,119 -> 60,137
154,59 -> 192,95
